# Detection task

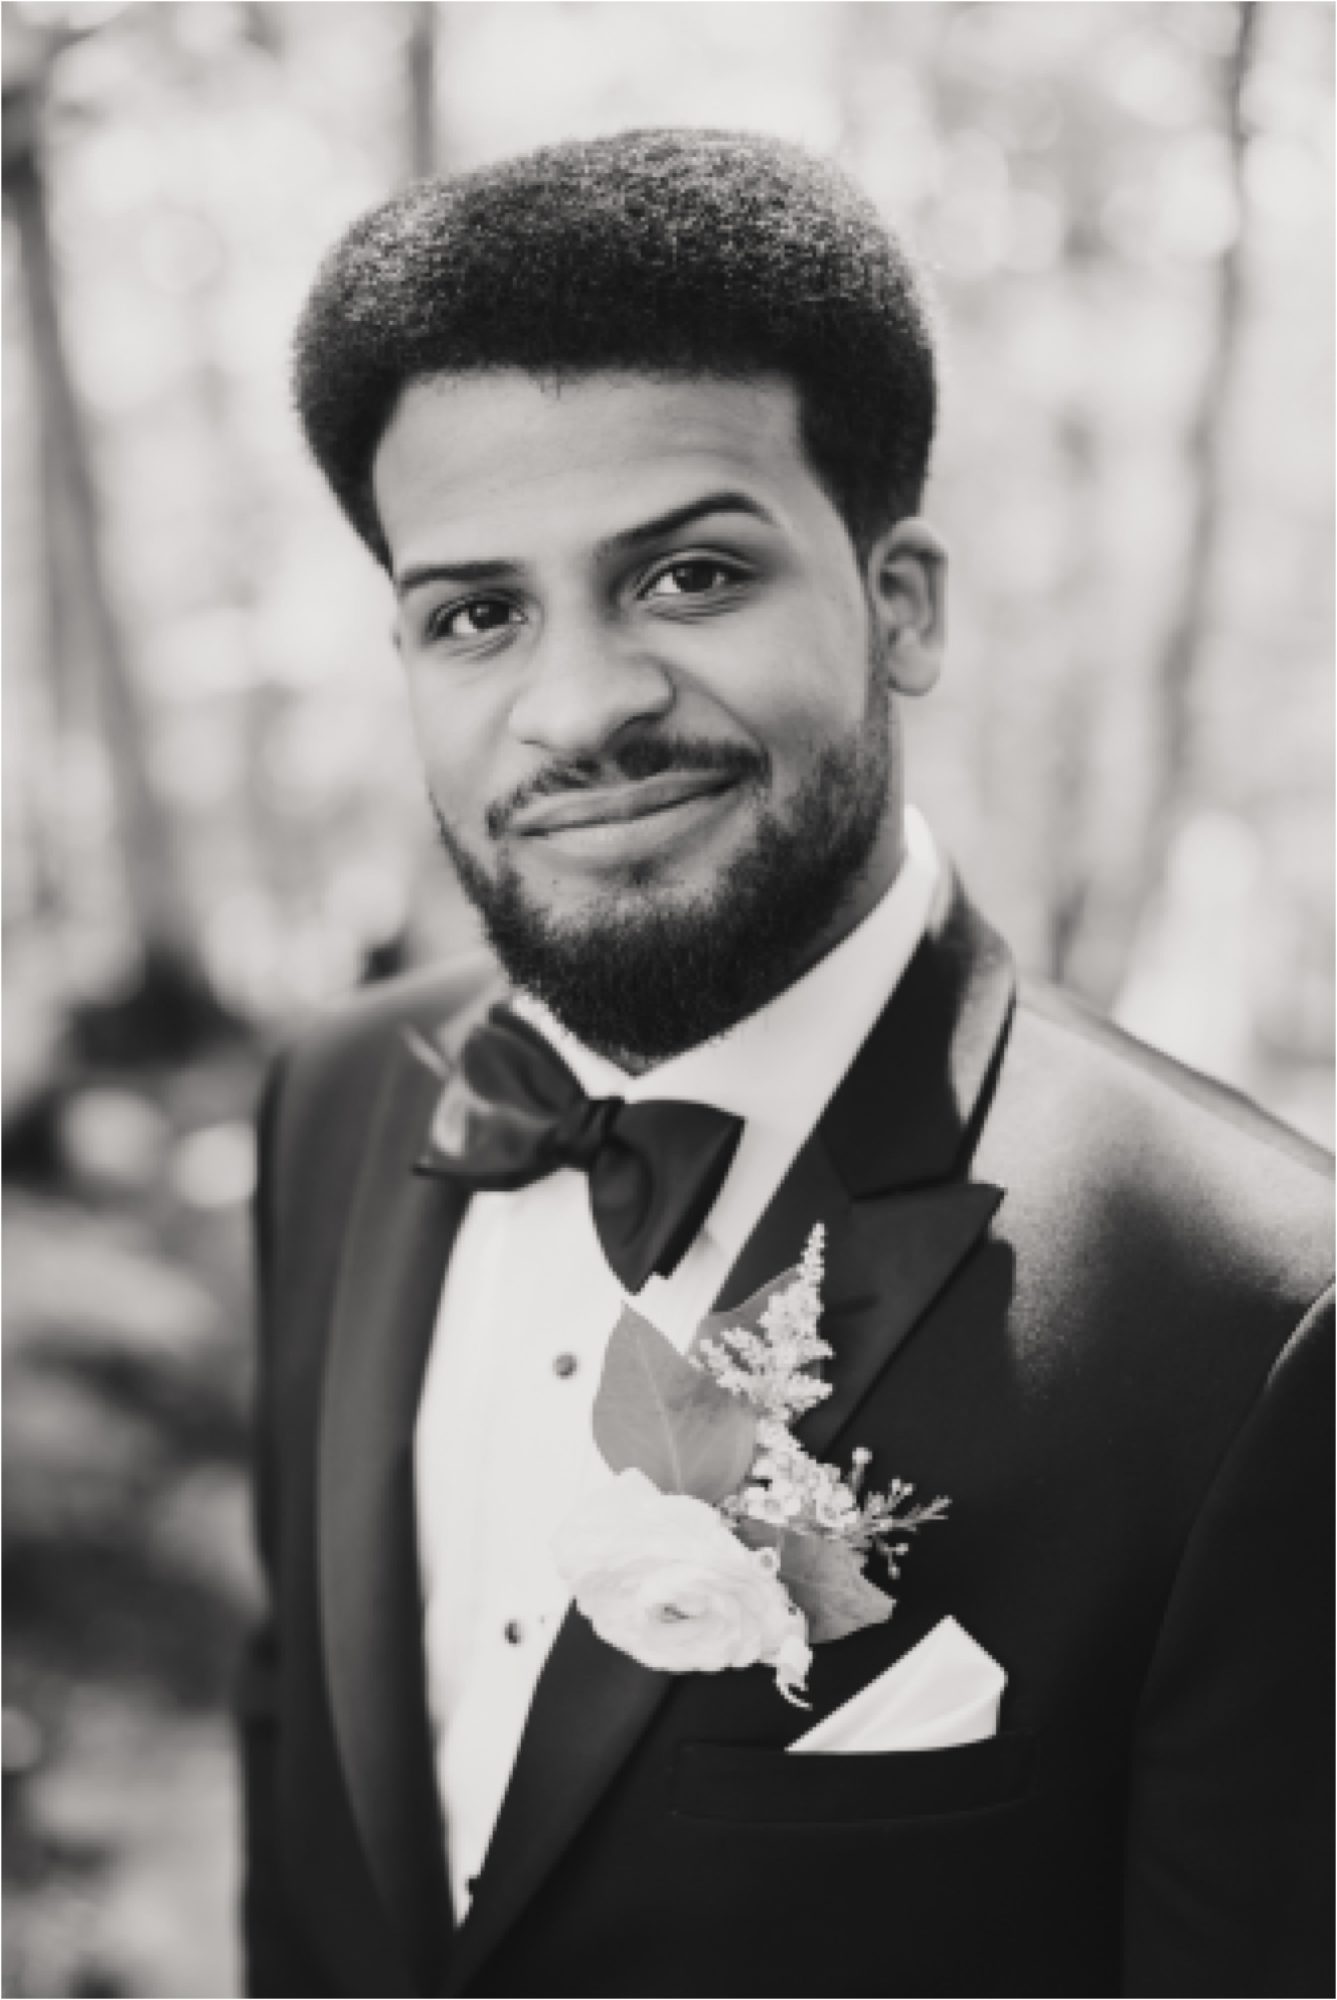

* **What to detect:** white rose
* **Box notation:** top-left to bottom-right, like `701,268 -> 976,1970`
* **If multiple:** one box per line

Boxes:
552,1468 -> 808,1683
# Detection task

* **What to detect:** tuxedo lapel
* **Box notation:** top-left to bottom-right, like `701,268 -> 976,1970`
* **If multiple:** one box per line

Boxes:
448,873 -> 1015,1996
318,1035 -> 466,1996
802,879 -> 1012,1456
699,869 -> 1013,1461
800,1171 -> 1003,1459
446,1600 -> 668,1996
818,858 -> 1015,1193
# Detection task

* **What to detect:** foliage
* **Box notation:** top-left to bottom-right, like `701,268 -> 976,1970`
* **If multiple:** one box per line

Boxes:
593,1304 -> 758,1504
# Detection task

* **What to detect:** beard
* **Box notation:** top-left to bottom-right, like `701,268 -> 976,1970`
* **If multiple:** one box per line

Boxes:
431,684 -> 894,1068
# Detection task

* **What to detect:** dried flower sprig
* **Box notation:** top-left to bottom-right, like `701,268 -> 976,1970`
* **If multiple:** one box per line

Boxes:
700,1225 -> 950,1582
696,1224 -> 834,1424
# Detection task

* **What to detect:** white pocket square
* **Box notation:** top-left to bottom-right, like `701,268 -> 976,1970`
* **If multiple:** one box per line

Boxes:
788,1617 -> 1005,1755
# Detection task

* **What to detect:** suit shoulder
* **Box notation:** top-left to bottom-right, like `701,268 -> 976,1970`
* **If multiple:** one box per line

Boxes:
252,948 -> 500,1274
1016,976 -> 1332,1180
983,982 -> 1333,1551
994,979 -> 1332,1315
273,948 -> 498,1088
257,947 -> 500,1182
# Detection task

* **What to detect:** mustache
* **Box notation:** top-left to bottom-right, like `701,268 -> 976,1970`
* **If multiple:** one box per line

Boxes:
484,736 -> 768,838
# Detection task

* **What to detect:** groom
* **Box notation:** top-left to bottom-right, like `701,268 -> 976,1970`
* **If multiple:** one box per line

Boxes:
239,132 -> 1331,1999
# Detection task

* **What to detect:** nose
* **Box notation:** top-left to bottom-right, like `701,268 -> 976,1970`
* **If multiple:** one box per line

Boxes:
506,614 -> 675,761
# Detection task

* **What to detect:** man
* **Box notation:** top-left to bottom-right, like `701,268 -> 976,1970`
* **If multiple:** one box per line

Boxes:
239,131 -> 1331,1999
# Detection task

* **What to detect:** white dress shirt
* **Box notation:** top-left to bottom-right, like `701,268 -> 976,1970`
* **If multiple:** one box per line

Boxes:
414,807 -> 940,1913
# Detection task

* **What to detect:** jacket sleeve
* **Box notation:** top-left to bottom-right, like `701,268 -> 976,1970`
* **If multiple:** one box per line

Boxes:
1122,1285 -> 1334,1998
236,1048 -> 330,1998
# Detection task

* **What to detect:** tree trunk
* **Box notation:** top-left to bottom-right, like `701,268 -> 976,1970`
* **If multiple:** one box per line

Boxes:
1142,3 -> 1255,874
1069,2 -> 1257,1003
10,147 -> 202,970
5,22 -> 232,1058
405,3 -> 438,181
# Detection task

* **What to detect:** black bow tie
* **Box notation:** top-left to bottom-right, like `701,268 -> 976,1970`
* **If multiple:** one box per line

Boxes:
416,1004 -> 744,1294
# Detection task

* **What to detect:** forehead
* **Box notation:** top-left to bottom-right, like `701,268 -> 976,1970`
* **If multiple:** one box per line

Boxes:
371,370 -> 825,572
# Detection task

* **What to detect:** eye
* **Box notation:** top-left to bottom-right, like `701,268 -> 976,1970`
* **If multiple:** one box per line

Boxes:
642,559 -> 742,601
429,596 -> 524,641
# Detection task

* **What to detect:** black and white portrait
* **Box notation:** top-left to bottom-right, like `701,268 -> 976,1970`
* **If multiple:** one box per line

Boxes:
4,7 -> 1331,1998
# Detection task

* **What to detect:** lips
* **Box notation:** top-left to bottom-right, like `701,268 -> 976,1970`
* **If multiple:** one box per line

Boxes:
509,771 -> 741,837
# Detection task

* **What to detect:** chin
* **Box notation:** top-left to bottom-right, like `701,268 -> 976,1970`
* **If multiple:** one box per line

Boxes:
518,844 -> 748,914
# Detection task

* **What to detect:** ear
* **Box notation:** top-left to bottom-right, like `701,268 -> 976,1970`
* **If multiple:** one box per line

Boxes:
863,518 -> 947,697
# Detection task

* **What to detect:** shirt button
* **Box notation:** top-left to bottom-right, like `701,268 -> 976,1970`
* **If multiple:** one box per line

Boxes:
553,1352 -> 579,1379
504,1619 -> 524,1645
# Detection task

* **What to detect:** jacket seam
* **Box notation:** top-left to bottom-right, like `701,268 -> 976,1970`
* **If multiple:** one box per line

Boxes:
1128,1274 -> 1334,1733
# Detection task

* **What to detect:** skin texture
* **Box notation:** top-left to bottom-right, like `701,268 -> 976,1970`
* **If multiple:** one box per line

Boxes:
373,370 -> 947,1068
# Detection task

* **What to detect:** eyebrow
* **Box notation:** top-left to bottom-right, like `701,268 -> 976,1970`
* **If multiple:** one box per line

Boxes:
594,490 -> 777,559
395,490 -> 777,599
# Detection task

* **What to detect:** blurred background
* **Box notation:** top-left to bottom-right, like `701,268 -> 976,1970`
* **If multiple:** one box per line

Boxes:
3,2 -> 1332,1993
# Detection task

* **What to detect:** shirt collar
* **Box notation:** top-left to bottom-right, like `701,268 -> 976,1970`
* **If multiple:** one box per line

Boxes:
513,806 -> 940,1257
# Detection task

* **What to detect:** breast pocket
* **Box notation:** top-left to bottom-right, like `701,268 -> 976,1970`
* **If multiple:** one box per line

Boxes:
671,1731 -> 1035,1826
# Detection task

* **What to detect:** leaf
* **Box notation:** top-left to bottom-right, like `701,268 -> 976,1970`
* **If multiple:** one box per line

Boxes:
690,1263 -> 802,1359
737,1519 -> 894,1645
593,1305 -> 758,1505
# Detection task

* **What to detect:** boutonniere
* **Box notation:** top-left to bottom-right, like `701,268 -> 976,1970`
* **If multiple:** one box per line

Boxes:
551,1226 -> 949,1706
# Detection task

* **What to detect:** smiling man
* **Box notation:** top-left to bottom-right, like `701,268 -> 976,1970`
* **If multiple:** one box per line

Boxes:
378,368 -> 935,1066
239,132 -> 1331,2000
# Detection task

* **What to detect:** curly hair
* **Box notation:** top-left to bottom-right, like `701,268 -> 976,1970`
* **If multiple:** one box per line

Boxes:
293,128 -> 937,568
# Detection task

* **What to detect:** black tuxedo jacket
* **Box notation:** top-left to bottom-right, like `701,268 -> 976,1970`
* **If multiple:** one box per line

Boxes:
239,876 -> 1333,1999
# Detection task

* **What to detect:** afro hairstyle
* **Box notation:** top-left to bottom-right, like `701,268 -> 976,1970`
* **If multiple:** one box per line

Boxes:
293,128 -> 937,569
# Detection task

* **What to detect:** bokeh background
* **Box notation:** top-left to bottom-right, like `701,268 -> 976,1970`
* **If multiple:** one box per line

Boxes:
3,3 -> 1332,1994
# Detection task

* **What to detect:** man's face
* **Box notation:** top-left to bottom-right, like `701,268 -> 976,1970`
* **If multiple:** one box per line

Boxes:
373,371 -> 920,1064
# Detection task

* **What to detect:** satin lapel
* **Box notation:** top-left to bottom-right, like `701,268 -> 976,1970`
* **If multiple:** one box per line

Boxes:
449,876 -> 1015,1996
446,1602 -> 667,1996
797,875 -> 1013,1454
711,1131 -> 1004,1460
715,870 -> 1013,1464
799,1167 -> 1003,1459
319,1036 -> 466,1997
818,863 -> 1015,1193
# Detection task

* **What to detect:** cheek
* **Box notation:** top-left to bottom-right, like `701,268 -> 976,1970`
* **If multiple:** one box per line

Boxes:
710,591 -> 869,745
405,670 -> 507,818
724,641 -> 867,770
